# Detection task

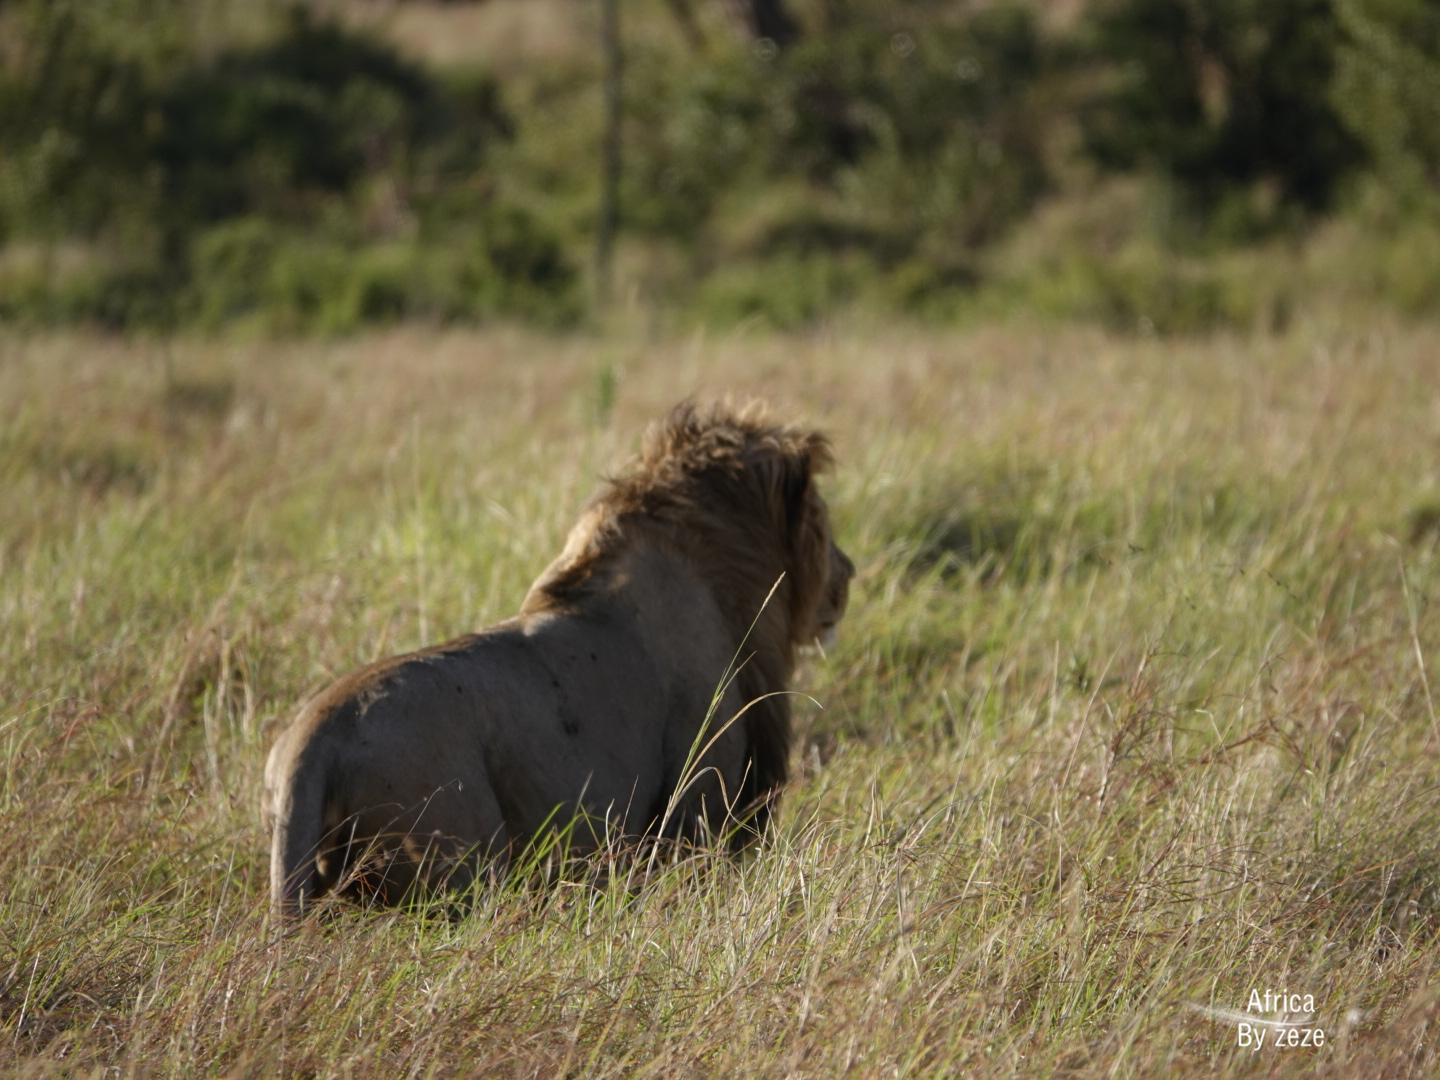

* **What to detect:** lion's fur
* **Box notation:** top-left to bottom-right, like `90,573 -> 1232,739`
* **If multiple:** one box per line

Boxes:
262,401 -> 852,915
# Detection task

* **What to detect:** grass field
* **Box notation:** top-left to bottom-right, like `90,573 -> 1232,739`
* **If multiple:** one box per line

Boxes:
4,314 -> 1440,1077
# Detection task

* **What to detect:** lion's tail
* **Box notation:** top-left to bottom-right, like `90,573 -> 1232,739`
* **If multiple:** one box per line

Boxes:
269,745 -> 330,919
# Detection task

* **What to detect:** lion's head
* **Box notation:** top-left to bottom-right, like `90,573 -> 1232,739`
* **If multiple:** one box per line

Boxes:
529,400 -> 852,652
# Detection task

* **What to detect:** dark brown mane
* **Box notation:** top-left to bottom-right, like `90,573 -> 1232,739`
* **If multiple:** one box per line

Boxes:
526,400 -> 835,843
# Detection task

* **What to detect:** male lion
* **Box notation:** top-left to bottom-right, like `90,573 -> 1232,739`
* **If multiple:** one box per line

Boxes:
262,401 -> 854,915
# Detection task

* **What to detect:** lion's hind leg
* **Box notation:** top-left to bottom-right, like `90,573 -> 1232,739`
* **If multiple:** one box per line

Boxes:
332,778 -> 510,910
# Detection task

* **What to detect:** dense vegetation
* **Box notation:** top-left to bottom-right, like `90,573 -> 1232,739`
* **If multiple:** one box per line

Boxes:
6,4 -> 1440,1077
0,1 -> 577,330
1,0 -> 1438,332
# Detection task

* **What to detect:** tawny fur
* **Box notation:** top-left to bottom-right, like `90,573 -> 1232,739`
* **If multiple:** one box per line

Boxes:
261,401 -> 854,916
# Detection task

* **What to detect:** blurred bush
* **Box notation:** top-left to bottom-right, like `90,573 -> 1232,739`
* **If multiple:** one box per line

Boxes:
1322,0 -> 1440,311
1333,0 -> 1440,202
0,0 -> 577,330
1,0 -> 1437,334
1081,0 -> 1363,233
619,2 -> 1060,324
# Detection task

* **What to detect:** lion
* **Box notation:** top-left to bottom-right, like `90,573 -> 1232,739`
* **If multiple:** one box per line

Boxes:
262,401 -> 854,916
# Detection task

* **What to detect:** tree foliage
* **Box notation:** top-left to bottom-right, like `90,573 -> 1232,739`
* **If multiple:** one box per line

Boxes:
1083,0 -> 1363,214
624,4 -> 1056,258
1333,0 -> 1440,197
0,0 -> 1436,331
0,0 -> 573,328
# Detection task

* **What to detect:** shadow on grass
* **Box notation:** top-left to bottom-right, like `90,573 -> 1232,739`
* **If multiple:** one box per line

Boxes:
4,430 -> 157,498
868,461 -> 1284,584
871,465 -> 1117,582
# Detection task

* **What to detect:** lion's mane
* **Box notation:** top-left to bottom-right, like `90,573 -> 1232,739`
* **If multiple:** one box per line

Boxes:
525,400 -> 837,838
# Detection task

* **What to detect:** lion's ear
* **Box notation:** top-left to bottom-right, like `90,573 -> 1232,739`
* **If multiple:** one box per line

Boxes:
777,431 -> 831,548
779,450 -> 812,536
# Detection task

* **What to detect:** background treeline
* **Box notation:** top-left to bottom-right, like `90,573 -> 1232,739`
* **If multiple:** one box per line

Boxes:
0,0 -> 1437,333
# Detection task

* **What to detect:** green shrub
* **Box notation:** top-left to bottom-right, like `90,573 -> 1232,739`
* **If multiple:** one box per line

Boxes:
0,0 -> 185,244
1071,246 -> 1263,333
1322,202 -> 1440,313
1083,0 -> 1364,220
989,226 -> 1287,336
692,254 -> 872,329
1333,0 -> 1440,198
0,0 -> 572,332
622,3 -> 1057,270
183,207 -> 579,335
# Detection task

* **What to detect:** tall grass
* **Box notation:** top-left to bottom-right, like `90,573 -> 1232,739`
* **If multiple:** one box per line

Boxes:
3,315 -> 1440,1076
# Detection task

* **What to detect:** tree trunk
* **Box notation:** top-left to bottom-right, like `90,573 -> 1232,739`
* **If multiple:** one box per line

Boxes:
596,0 -> 622,304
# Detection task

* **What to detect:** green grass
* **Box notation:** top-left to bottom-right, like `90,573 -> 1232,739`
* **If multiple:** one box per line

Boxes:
4,315 -> 1440,1076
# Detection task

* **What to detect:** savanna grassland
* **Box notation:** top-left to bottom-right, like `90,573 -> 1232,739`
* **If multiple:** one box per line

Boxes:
5,314 -> 1440,1078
